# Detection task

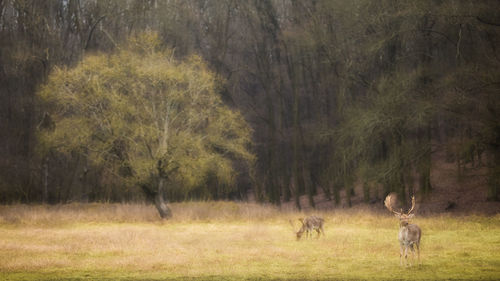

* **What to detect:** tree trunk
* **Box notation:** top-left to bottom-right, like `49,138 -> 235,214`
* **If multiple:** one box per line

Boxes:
363,182 -> 370,203
42,156 -> 48,203
293,178 -> 301,211
80,164 -> 89,203
487,136 -> 500,201
345,183 -> 352,208
154,177 -> 172,219
419,125 -> 433,195
332,182 -> 341,206
305,169 -> 315,208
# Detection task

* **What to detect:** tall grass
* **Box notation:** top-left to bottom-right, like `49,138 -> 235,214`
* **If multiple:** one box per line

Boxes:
0,201 -> 288,225
0,202 -> 499,280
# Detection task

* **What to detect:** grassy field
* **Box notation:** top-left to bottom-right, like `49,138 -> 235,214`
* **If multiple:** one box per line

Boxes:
0,202 -> 499,280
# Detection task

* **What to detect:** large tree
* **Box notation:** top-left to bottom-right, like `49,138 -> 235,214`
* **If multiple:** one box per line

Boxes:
37,32 -> 255,218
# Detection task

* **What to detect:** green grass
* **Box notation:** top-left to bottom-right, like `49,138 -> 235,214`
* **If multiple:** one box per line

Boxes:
0,202 -> 499,280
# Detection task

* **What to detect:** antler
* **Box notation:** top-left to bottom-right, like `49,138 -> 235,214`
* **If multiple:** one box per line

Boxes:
407,196 -> 416,215
384,194 -> 401,215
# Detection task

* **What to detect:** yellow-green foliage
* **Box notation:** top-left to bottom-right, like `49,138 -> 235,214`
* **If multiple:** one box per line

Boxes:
38,32 -> 254,193
0,203 -> 499,280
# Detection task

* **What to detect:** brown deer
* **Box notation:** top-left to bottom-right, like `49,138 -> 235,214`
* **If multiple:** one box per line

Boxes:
384,194 -> 422,266
291,215 -> 325,240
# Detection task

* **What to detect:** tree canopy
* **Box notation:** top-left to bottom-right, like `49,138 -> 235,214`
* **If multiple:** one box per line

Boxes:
38,32 -> 254,211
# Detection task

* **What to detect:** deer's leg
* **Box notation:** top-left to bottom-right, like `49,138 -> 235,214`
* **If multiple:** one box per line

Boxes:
402,246 -> 408,267
415,242 -> 420,265
399,244 -> 404,266
409,244 -> 415,266
402,247 -> 406,267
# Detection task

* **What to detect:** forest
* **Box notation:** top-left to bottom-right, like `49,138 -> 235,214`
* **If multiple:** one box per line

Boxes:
1,0 -> 500,211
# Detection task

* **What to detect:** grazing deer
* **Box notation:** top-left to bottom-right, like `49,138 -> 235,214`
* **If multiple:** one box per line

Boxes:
384,194 -> 422,266
291,215 -> 325,240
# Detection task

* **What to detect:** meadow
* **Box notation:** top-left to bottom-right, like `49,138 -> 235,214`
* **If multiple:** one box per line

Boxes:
0,202 -> 499,280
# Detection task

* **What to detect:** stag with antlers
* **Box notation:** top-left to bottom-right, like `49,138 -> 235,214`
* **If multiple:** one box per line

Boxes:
384,194 -> 422,266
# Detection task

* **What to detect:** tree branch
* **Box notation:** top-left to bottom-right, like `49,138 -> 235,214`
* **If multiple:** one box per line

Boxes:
476,16 -> 500,27
84,15 -> 106,50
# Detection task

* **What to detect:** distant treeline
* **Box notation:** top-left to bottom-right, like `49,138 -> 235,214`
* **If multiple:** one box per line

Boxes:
0,0 -> 499,207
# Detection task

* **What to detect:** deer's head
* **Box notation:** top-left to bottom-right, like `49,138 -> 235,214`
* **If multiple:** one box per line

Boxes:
296,218 -> 305,240
384,194 -> 416,227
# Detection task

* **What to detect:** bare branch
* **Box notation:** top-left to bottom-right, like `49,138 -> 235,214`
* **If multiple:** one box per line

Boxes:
84,15 -> 106,51
476,16 -> 500,27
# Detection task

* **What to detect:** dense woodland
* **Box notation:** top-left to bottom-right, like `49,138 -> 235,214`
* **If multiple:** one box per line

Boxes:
1,0 -> 499,210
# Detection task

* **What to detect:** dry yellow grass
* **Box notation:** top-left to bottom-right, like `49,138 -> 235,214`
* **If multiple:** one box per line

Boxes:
0,202 -> 499,280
